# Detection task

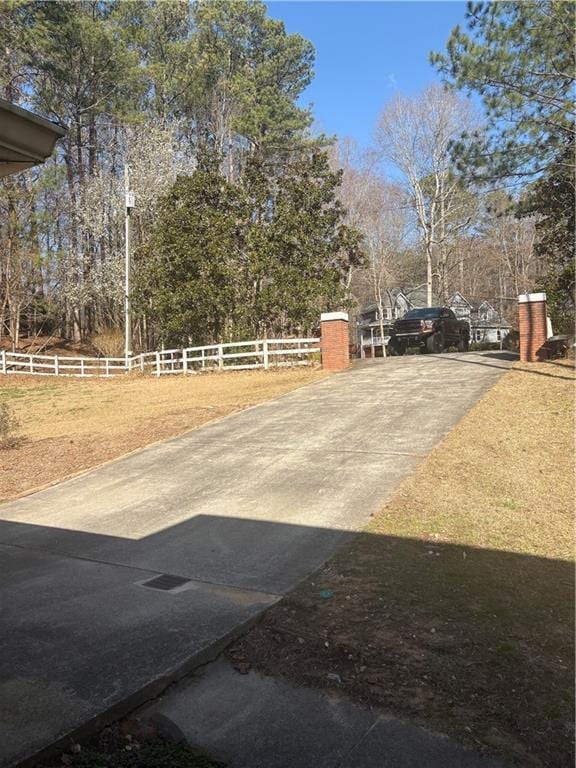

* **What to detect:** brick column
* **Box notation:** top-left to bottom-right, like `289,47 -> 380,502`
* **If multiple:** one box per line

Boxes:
320,311 -> 350,371
518,292 -> 548,362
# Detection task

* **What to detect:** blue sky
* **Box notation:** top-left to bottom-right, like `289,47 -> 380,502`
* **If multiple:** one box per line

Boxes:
266,1 -> 469,149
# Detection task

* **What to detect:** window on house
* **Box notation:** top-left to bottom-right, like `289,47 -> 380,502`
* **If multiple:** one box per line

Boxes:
497,330 -> 501,341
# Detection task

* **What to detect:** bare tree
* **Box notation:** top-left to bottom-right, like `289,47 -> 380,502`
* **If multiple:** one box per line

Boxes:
458,199 -> 540,321
69,121 -> 194,349
333,139 -> 407,356
0,176 -> 39,349
375,84 -> 479,306
360,179 -> 407,356
489,197 -> 539,299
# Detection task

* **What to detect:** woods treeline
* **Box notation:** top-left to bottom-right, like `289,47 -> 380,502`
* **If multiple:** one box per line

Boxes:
0,0 -> 573,353
1,0 -> 362,350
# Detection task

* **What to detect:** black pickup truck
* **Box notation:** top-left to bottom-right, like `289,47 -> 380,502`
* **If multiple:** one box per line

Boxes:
389,307 -> 470,355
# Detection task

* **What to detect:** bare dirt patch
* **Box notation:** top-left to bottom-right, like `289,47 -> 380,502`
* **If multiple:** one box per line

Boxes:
0,367 -> 325,501
0,334 -> 97,357
229,360 -> 575,768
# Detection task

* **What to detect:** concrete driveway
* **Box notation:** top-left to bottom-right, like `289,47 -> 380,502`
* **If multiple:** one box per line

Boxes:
0,351 -> 514,766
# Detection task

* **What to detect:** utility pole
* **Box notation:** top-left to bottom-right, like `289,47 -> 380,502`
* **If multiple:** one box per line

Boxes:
124,165 -> 135,366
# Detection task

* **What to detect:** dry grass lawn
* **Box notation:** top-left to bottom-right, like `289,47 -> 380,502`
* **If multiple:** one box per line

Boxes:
0,367 -> 325,501
230,360 -> 575,768
367,359 -> 574,561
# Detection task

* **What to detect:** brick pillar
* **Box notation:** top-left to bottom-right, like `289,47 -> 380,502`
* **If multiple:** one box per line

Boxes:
320,311 -> 350,371
518,292 -> 548,362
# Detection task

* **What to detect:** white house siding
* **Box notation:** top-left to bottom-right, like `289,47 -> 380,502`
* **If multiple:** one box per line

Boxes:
472,326 -> 511,344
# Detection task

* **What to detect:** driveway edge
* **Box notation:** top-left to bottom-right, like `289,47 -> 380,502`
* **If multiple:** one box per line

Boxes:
11,600 -> 279,768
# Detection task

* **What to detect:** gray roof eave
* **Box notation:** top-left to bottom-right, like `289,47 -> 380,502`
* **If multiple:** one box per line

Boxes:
0,98 -> 66,177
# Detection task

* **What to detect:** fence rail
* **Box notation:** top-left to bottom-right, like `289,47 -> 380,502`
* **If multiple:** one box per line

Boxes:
0,338 -> 320,378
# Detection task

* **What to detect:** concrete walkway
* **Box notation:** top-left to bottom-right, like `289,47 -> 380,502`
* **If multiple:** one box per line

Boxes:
0,352 -> 514,766
141,659 -> 505,768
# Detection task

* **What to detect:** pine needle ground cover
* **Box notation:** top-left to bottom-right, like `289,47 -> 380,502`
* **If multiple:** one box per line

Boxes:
0,367 -> 324,502
229,360 -> 575,768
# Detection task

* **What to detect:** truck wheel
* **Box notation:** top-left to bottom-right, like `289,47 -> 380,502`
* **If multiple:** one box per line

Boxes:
458,337 -> 470,352
426,332 -> 444,354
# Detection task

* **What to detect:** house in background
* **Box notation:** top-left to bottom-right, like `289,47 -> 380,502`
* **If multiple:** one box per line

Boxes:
356,289 -> 414,355
357,289 -> 512,356
448,291 -> 473,322
471,300 -> 513,345
446,293 -> 512,345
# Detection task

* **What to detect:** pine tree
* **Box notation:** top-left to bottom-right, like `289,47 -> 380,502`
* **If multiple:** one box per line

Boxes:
431,1 -> 575,180
432,1 -> 575,325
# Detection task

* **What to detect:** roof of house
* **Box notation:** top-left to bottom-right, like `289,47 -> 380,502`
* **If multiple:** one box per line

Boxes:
402,287 -> 440,307
0,98 -> 66,177
449,291 -> 473,307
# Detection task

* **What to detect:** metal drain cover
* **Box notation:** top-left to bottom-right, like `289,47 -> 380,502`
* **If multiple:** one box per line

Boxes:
140,574 -> 191,592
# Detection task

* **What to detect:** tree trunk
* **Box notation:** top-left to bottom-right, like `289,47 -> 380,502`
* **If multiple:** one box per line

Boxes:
72,307 -> 81,342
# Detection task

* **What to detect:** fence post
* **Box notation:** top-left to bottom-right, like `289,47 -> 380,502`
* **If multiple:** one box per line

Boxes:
105,358 -> 110,377
54,355 -> 59,376
80,359 -> 85,377
29,355 -> 33,374
183,349 -> 188,375
218,344 -> 224,371
155,351 -> 161,377
263,340 -> 269,370
140,354 -> 144,373
1,349 -> 6,374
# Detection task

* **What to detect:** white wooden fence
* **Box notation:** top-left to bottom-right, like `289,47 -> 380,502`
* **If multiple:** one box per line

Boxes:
0,338 -> 320,378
